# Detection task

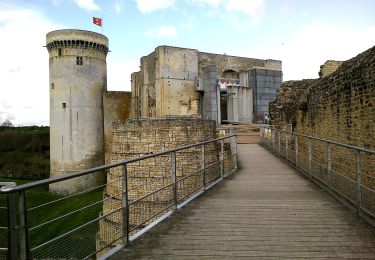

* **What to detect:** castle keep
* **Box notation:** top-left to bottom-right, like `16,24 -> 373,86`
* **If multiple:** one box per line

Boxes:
131,46 -> 282,124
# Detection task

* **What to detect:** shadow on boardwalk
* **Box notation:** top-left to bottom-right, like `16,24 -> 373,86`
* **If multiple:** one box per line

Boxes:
110,144 -> 375,259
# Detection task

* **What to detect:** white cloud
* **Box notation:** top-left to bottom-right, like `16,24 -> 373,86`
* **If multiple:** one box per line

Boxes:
135,0 -> 175,13
225,0 -> 264,17
146,25 -> 178,38
107,59 -> 140,91
112,0 -> 124,14
275,23 -> 375,81
192,0 -> 265,29
52,0 -> 63,6
73,0 -> 100,11
191,0 -> 221,7
114,3 -> 121,13
0,4 -> 62,125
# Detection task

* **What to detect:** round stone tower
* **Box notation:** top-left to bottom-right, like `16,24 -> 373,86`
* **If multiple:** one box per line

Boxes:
46,29 -> 108,195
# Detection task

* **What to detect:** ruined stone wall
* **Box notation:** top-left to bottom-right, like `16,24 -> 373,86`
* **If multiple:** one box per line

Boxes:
103,91 -> 131,164
97,117 -> 230,255
319,60 -> 344,78
269,46 -> 375,207
269,79 -> 318,129
304,46 -> 374,149
271,45 -> 375,149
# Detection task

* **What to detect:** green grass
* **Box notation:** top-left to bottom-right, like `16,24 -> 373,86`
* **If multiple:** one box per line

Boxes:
0,178 -> 104,258
0,126 -> 50,179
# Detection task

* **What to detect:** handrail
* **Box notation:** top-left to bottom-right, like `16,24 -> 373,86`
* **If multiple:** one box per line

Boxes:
264,127 -> 375,155
0,135 -> 235,194
1,133 -> 238,259
0,182 -> 16,189
260,126 -> 375,226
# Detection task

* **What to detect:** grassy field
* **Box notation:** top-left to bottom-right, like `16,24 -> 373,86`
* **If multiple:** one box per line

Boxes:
0,126 -> 50,179
0,178 -> 104,258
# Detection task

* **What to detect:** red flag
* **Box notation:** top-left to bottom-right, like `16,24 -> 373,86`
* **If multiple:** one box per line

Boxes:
93,17 -> 102,27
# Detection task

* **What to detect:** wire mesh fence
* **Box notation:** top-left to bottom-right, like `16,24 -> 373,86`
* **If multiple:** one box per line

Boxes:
260,127 -> 375,225
0,135 -> 237,259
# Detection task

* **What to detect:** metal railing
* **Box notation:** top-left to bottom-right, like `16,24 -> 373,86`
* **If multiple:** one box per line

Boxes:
260,127 -> 375,225
0,135 -> 237,259
0,183 -> 16,260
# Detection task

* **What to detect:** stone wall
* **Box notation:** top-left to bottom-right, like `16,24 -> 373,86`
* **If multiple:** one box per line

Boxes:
270,45 -> 375,149
269,79 -> 318,129
103,91 -> 131,164
97,117 -> 235,256
319,60 -> 344,78
269,45 -> 375,212
132,46 -> 200,118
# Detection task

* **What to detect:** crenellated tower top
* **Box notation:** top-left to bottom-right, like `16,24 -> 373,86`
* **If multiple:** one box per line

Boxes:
46,29 -> 109,55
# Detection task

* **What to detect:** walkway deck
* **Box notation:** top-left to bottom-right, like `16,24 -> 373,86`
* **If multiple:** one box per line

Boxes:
110,144 -> 375,259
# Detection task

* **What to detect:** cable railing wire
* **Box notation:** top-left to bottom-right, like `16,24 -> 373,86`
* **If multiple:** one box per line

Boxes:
0,134 -> 238,259
260,127 -> 375,226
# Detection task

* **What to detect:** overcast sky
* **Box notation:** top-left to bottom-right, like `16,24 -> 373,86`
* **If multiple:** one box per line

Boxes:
1,0 -> 374,126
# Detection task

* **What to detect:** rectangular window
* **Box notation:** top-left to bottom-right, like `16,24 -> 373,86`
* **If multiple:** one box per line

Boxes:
58,48 -> 62,56
76,56 -> 83,65
51,83 -> 54,90
62,103 -> 66,109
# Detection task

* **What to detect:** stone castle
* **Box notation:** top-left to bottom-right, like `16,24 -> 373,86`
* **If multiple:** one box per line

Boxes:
46,29 -> 283,195
46,28 -> 374,256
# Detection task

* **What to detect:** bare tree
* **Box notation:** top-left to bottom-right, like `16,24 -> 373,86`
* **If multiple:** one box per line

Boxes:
1,119 -> 13,127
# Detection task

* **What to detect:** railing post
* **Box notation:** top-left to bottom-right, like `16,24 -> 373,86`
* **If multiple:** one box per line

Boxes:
355,150 -> 361,215
220,140 -> 224,178
327,143 -> 332,193
272,129 -> 275,151
233,134 -> 238,170
18,191 -> 31,259
7,193 -> 18,260
171,152 -> 177,210
121,164 -> 129,245
285,132 -> 288,160
201,144 -> 206,190
308,139 -> 312,179
278,130 -> 281,154
295,135 -> 299,167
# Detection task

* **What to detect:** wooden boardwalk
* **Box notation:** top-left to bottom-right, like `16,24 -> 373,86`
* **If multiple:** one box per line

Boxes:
110,144 -> 375,259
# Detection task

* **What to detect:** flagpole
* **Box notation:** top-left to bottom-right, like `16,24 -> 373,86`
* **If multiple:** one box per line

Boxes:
101,16 -> 103,35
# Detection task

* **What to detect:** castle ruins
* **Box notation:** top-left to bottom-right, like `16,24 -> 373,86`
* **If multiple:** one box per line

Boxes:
46,29 -> 282,195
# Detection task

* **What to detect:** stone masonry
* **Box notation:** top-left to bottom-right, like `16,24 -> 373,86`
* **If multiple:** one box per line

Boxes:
96,117 -> 235,256
269,45 -> 375,210
319,60 -> 344,78
131,45 -> 282,123
271,45 -> 375,149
